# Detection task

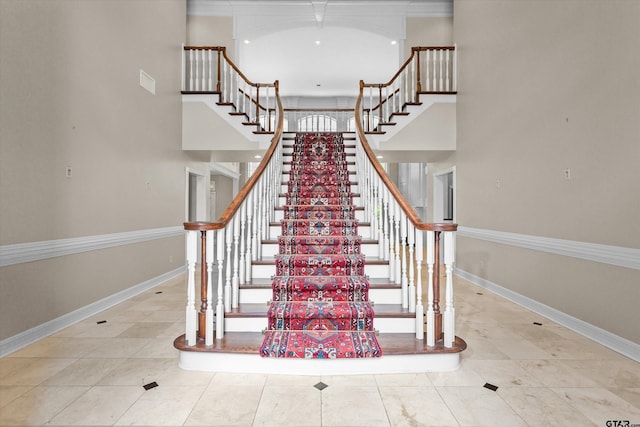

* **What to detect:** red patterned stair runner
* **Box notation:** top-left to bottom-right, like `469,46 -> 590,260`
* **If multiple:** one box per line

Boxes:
260,133 -> 382,359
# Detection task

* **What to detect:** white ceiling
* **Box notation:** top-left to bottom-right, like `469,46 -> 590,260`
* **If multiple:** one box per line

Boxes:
188,0 -> 453,99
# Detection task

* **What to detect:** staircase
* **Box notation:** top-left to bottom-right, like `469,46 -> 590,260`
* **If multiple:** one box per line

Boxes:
176,45 -> 465,375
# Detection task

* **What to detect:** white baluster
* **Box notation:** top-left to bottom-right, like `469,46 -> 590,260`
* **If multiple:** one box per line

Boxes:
439,50 -> 444,92
453,44 -> 458,92
188,49 -> 194,92
251,183 -> 259,262
394,203 -> 401,285
400,211 -> 408,309
232,215 -> 240,309
432,50 -> 437,91
443,231 -> 455,348
445,49 -> 450,92
426,230 -> 435,346
207,49 -> 213,91
408,221 -> 416,313
239,202 -> 247,285
224,222 -> 232,312
386,192 -> 394,281
245,193 -> 253,282
425,50 -> 430,92
381,185 -> 389,262
415,230 -> 424,339
201,49 -> 206,91
205,230 -> 214,345
185,230 -> 198,346
216,228 -> 225,339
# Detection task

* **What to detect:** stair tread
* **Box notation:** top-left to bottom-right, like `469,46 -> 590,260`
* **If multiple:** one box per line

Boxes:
253,256 -> 388,265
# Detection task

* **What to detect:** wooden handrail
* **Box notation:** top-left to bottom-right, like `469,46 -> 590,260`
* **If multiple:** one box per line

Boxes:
184,80 -> 283,231
355,80 -> 457,232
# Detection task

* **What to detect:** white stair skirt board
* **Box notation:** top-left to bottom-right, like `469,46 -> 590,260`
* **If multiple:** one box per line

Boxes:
178,351 -> 460,375
251,263 -> 389,280
260,240 -> 378,258
224,316 -> 415,334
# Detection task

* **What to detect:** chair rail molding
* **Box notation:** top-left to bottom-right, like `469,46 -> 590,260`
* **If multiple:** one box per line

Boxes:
457,226 -> 640,271
0,226 -> 183,267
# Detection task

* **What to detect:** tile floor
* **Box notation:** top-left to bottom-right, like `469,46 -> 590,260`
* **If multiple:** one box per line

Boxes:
1,274 -> 638,426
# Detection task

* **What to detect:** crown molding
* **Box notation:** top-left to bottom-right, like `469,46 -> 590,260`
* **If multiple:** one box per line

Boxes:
188,0 -> 452,18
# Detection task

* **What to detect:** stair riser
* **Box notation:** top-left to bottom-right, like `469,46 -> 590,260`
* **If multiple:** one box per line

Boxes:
273,209 -> 365,222
251,262 -> 388,280
280,184 -> 359,194
283,164 -> 357,173
278,196 -> 361,207
269,222 -> 370,239
224,316 -> 415,334
238,287 -> 402,305
260,241 -> 378,258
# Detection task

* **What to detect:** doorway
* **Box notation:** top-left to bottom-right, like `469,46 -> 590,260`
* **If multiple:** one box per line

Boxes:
433,167 -> 455,222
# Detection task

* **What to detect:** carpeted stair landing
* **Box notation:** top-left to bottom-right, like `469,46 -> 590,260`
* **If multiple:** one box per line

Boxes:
260,133 -> 382,359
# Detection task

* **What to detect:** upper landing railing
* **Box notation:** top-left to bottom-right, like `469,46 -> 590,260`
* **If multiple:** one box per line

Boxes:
361,46 -> 456,132
182,46 -> 278,133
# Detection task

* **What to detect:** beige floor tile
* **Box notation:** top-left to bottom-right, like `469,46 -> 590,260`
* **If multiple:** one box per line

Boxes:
427,362 -> 485,387
184,385 -> 263,426
464,359 -> 545,387
436,386 -> 527,426
0,358 -> 76,386
116,322 -> 176,338
96,357 -> 176,386
82,338 -> 151,358
47,385 -> 144,426
209,372 -> 267,388
607,387 -> 640,408
130,336 -> 180,358
560,359 -> 640,388
490,337 -> 553,360
379,385 -> 458,426
43,358 -> 126,386
552,387 -> 640,426
497,387 -> 596,426
76,321 -> 137,338
0,385 -> 88,426
253,385 -> 321,426
6,336 -> 102,359
320,374 -> 377,386
321,385 -> 389,427
375,372 -> 433,387
516,359 -> 600,387
265,374 -> 321,386
0,385 -> 33,409
115,385 -> 205,426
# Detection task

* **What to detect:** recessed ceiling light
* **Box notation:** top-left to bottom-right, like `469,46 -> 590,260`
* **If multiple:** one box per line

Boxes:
243,39 -> 251,44
391,40 -> 397,45
376,155 -> 384,159
254,155 -> 261,159
314,40 -> 321,45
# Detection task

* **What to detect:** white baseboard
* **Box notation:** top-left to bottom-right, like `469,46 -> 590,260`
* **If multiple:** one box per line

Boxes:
0,266 -> 185,358
454,268 -> 639,362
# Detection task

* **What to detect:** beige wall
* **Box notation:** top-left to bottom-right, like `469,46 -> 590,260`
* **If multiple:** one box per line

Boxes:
404,17 -> 454,58
187,16 -> 235,60
453,0 -> 640,343
0,0 -> 210,341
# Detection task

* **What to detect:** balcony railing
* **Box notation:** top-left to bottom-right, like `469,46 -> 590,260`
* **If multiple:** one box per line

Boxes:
360,45 -> 456,132
182,46 -> 278,133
